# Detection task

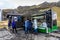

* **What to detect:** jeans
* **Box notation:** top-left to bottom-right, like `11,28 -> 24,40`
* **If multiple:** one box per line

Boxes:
25,27 -> 32,34
34,29 -> 38,33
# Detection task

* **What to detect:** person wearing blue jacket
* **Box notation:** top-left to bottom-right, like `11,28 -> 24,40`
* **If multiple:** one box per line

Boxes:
24,19 -> 32,34
12,20 -> 17,33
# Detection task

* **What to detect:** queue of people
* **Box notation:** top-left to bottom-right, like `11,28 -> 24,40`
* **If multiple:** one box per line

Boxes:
8,17 -> 33,34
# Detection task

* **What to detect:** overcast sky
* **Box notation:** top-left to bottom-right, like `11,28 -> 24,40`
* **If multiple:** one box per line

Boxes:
0,0 -> 59,9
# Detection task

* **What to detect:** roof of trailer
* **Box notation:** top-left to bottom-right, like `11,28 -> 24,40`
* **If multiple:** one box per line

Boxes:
7,13 -> 24,16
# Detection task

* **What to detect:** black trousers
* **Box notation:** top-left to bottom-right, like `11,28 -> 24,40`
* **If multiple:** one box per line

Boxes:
12,27 -> 17,33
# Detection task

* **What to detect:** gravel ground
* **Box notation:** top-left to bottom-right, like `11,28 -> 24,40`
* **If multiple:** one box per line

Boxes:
0,29 -> 60,40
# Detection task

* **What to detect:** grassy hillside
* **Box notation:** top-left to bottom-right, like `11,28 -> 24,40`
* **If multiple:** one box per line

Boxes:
0,20 -> 8,29
52,6 -> 60,26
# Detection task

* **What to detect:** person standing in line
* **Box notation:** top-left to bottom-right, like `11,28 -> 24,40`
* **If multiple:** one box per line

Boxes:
12,17 -> 17,33
8,16 -> 12,29
24,19 -> 29,34
28,19 -> 33,33
33,19 -> 38,34
24,19 -> 32,34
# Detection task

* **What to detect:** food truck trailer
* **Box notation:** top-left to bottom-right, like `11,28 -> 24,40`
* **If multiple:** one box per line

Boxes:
32,9 -> 58,33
